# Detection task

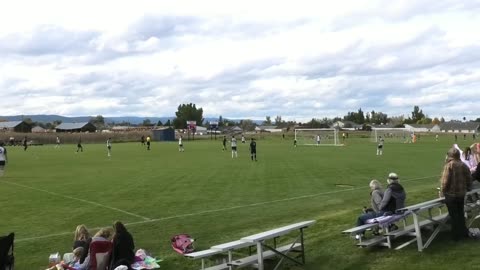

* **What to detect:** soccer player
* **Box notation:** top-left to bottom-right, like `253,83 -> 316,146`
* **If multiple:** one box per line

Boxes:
377,136 -> 384,155
146,136 -> 151,150
107,138 -> 112,157
241,135 -> 246,144
179,135 -> 184,152
23,136 -> 28,151
76,138 -> 83,152
222,136 -> 227,151
55,136 -> 61,148
436,134 -> 439,142
249,138 -> 257,161
316,135 -> 320,146
294,138 -> 297,147
231,136 -> 238,158
342,132 -> 346,143
141,135 -> 145,146
0,142 -> 7,177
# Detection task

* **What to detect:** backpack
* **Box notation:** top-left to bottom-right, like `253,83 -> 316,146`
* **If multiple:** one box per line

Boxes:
171,234 -> 195,255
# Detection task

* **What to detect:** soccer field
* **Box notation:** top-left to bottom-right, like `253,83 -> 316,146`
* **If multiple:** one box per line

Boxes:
1,134 -> 480,269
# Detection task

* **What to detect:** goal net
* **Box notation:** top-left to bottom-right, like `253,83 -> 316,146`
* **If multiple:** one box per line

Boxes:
370,128 -> 414,143
294,128 -> 341,146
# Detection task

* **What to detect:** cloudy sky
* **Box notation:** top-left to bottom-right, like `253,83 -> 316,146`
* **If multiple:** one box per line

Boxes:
1,0 -> 480,121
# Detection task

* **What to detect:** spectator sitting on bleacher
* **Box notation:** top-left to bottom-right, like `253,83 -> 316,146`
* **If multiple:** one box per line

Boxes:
379,172 -> 406,214
356,180 -> 384,228
441,147 -> 473,241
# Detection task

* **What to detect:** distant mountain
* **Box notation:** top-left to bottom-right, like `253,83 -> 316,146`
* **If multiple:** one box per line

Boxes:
0,115 -> 264,125
0,114 -> 92,123
0,115 -> 250,125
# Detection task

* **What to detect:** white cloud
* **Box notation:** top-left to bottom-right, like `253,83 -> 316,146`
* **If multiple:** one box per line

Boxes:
0,0 -> 480,121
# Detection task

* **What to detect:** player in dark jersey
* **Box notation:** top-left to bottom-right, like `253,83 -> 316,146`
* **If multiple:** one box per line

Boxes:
222,136 -> 227,151
76,138 -> 83,152
249,138 -> 257,161
23,136 -> 28,151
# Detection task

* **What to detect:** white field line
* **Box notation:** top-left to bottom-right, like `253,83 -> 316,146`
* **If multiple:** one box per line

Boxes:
2,181 -> 151,221
14,174 -> 440,242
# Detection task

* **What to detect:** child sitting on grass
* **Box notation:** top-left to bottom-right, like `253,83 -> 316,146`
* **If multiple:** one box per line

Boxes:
46,247 -> 85,270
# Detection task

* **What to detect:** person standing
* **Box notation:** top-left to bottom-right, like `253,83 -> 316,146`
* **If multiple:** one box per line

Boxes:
231,136 -> 238,158
294,138 -> 297,147
107,138 -> 112,157
440,147 -> 473,241
146,136 -> 151,150
316,135 -> 320,146
23,136 -> 28,151
377,136 -> 384,155
55,136 -> 61,148
141,135 -> 145,146
178,135 -> 184,152
222,136 -> 227,151
76,138 -> 83,152
0,142 -> 7,177
249,138 -> 257,161
241,135 -> 246,144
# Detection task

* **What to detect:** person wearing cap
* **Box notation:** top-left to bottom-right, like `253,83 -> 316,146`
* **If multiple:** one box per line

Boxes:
441,147 -> 472,241
379,173 -> 406,213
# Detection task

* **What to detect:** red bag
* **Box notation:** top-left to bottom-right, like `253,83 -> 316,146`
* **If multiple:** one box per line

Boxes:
171,234 -> 195,255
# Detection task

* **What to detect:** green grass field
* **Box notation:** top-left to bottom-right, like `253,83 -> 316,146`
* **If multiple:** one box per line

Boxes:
1,134 -> 479,269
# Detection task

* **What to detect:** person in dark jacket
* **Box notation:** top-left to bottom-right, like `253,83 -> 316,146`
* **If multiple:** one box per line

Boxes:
441,147 -> 473,241
472,162 -> 480,181
379,172 -> 406,213
110,221 -> 135,269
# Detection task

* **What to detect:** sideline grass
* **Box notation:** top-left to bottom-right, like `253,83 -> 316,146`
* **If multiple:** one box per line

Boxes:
1,135 -> 479,269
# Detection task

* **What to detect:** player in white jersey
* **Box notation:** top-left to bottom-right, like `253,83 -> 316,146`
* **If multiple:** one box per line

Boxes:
231,136 -> 238,158
179,136 -> 184,152
0,142 -> 7,177
377,136 -> 384,155
55,136 -> 61,148
316,135 -> 321,146
107,138 -> 112,157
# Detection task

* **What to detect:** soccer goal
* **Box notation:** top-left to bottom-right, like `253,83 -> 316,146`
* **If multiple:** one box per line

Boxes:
294,128 -> 341,146
370,128 -> 414,143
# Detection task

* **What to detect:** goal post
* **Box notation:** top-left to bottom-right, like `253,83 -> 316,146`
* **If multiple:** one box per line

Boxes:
370,128 -> 414,143
294,128 -> 341,146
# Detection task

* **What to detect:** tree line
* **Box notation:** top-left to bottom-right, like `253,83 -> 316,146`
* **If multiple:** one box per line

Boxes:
5,104 -> 478,131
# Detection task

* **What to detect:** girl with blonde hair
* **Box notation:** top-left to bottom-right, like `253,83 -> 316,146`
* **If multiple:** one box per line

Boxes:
73,225 -> 91,264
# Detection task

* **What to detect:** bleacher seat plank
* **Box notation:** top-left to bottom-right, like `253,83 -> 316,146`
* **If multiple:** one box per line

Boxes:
184,249 -> 223,259
356,236 -> 388,247
385,213 -> 449,238
342,223 -> 378,234
228,243 -> 301,268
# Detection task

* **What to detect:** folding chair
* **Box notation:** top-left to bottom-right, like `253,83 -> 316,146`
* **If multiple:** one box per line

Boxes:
89,240 -> 112,270
0,233 -> 14,270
